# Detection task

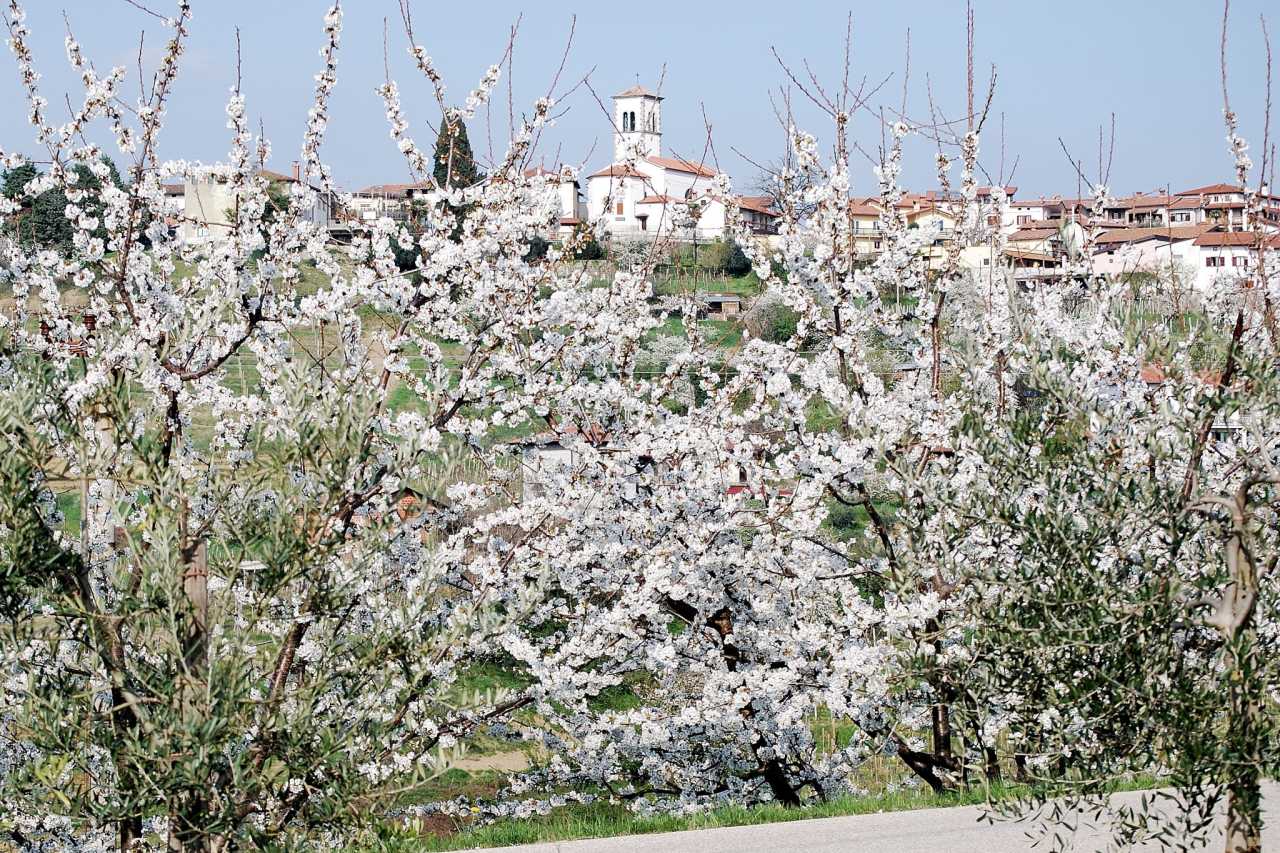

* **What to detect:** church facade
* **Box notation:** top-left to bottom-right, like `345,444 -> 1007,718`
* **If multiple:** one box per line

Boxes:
584,85 -> 747,241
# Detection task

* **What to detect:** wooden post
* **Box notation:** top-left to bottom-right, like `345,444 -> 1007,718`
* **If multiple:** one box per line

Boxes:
182,540 -> 209,669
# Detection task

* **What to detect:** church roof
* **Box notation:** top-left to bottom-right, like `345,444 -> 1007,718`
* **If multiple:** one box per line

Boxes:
646,155 -> 716,178
588,164 -> 648,179
613,84 -> 662,99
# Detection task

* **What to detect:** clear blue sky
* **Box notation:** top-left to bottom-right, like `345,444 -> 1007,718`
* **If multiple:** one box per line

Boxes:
1,0 -> 1274,197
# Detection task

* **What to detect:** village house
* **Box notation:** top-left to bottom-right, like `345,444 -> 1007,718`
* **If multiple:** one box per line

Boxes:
1090,224 -> 1210,279
342,167 -> 583,239
345,182 -> 428,224
1085,224 -> 1203,280
849,197 -> 884,255
522,166 -> 588,238
1190,229 -> 1280,291
1003,196 -> 1094,232
180,164 -> 338,245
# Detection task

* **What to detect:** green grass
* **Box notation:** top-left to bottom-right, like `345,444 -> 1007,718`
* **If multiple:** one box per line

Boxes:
644,316 -> 743,350
366,770 -> 1164,853
56,489 -> 82,537
652,271 -> 762,298
366,784 -> 1010,852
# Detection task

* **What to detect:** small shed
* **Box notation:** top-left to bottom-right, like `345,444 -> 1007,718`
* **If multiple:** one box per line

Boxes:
703,292 -> 744,319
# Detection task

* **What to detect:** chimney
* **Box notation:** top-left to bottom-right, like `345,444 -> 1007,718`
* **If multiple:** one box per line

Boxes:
291,161 -> 301,181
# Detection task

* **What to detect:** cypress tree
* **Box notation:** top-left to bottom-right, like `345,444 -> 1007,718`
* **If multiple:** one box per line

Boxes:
1,161 -> 37,200
1,161 -> 39,245
4,156 -> 123,252
432,116 -> 481,189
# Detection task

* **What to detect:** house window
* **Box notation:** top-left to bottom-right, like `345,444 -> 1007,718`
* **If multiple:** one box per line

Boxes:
1016,215 -> 1030,225
874,240 -> 882,249
615,202 -> 625,216
638,215 -> 647,232
1232,256 -> 1249,267
1206,256 -> 1224,267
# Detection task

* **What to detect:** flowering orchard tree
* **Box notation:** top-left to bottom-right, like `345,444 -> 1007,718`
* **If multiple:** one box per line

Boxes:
947,287 -> 1279,852
921,20 -> 1280,849
0,2 -> 606,849
417,61 -> 1034,821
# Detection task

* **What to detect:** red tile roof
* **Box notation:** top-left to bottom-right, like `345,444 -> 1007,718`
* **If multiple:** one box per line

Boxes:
1177,183 -> 1241,196
1095,224 -> 1211,245
1008,224 -> 1060,241
638,194 -> 682,205
1194,230 -> 1280,247
589,164 -> 647,178
258,168 -> 297,183
849,197 -> 880,217
1004,248 -> 1056,263
646,155 -> 716,178
1122,195 -> 1175,209
736,196 -> 778,216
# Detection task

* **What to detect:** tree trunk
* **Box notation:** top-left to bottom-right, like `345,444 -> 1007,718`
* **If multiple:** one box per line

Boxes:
983,746 -> 1001,785
1224,774 -> 1261,853
892,735 -> 955,795
931,702 -> 953,763
170,537 -> 211,851
665,598 -> 804,806
761,757 -> 802,807
118,815 -> 142,851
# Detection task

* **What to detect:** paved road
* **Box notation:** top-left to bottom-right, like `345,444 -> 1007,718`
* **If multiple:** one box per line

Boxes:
472,784 -> 1279,852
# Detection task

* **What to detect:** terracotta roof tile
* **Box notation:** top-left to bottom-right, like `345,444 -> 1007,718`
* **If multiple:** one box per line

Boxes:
1008,224 -> 1061,241
1095,224 -> 1212,245
1177,183 -> 1241,196
589,164 -> 647,178
646,155 -> 716,177
736,195 -> 778,216
1194,230 -> 1280,247
848,197 -> 881,216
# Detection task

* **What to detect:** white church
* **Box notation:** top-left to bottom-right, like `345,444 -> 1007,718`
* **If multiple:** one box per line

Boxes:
582,85 -> 776,241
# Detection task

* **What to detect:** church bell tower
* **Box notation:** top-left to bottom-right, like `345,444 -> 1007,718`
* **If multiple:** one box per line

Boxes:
612,84 -> 662,162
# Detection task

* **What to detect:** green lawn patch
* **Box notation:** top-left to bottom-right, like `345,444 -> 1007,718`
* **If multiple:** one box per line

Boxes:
366,782 -> 1039,852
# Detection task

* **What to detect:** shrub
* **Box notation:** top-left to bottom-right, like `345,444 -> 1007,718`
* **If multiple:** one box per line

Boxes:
725,239 -> 752,277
